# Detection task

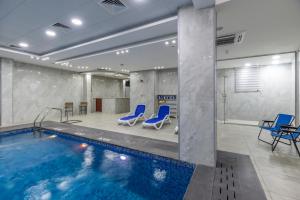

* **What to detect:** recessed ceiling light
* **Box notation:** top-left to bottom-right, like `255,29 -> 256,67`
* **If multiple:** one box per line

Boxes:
172,40 -> 176,44
272,55 -> 280,60
41,57 -> 50,61
272,60 -> 280,65
19,42 -> 29,48
71,18 -> 83,26
244,63 -> 251,67
125,49 -> 129,53
45,30 -> 56,37
121,50 -> 124,54
116,51 -> 120,55
165,41 -> 169,45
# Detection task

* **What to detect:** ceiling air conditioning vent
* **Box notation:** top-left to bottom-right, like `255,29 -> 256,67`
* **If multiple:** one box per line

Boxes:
98,0 -> 128,14
52,23 -> 71,29
217,32 -> 245,46
9,44 -> 21,48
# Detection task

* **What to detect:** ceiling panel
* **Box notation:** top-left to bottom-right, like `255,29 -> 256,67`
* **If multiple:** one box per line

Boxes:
69,39 -> 178,72
0,0 -> 191,54
49,18 -> 177,61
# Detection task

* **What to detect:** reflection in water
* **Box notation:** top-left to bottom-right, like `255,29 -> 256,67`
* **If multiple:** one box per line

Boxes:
24,180 -> 52,200
100,150 -> 132,186
56,146 -> 94,191
153,168 -> 167,182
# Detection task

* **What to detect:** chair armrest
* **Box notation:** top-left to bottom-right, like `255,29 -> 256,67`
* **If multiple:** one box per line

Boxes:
260,120 -> 274,127
282,130 -> 300,134
262,120 -> 274,123
281,125 -> 297,129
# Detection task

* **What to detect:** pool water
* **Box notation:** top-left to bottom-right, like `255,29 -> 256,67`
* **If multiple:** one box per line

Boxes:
0,129 -> 194,200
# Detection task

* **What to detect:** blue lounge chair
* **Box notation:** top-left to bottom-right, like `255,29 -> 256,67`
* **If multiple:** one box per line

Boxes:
143,105 -> 171,130
258,114 -> 294,145
118,104 -> 145,126
271,125 -> 300,157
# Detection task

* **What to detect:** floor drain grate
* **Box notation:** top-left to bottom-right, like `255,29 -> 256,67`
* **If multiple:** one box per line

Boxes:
212,157 -> 238,200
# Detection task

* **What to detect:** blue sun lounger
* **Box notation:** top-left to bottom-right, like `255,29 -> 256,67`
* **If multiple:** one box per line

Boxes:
143,105 -> 171,130
118,104 -> 145,126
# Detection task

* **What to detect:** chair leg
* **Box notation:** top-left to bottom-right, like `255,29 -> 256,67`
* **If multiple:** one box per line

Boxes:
258,128 -> 273,145
272,136 -> 281,152
291,139 -> 300,157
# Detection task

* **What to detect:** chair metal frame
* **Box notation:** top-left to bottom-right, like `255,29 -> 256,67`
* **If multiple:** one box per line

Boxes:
271,125 -> 300,157
258,114 -> 294,145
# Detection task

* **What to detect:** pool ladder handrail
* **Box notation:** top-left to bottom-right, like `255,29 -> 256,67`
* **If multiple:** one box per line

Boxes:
33,107 -> 63,129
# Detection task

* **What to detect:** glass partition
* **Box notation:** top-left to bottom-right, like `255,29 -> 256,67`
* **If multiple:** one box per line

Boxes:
216,52 -> 295,125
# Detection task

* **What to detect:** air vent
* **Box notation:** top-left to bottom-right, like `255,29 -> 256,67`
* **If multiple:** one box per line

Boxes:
52,23 -> 70,29
98,0 -> 128,14
9,44 -> 21,48
217,32 -> 245,46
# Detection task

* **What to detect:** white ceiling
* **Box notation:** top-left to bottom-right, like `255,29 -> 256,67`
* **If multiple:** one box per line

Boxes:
0,0 -> 191,54
217,0 -> 300,59
0,0 -> 300,74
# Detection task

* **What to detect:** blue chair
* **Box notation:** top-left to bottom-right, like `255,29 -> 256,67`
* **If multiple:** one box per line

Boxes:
271,125 -> 300,157
118,104 -> 145,126
258,114 -> 294,145
143,105 -> 171,130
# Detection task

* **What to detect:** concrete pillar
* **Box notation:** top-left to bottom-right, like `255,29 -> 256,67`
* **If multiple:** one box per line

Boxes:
83,73 -> 92,113
178,6 -> 216,166
0,58 -> 14,126
296,51 -> 300,126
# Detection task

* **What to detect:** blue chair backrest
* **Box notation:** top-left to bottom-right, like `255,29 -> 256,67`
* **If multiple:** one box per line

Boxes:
134,104 -> 145,116
157,105 -> 170,118
274,114 -> 294,128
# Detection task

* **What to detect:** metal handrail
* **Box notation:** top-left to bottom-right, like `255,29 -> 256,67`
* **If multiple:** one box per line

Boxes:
33,107 -> 63,129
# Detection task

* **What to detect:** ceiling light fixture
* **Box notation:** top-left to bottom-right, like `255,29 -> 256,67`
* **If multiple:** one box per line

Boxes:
272,55 -> 280,60
41,57 -> 50,61
165,41 -> 169,46
272,60 -> 280,65
45,30 -> 56,37
19,42 -> 29,48
172,40 -> 176,44
71,18 -> 83,26
244,63 -> 251,67
116,51 -> 120,55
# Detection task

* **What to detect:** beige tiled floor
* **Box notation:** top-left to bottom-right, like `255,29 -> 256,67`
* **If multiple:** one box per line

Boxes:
66,113 -> 300,200
68,112 -> 178,143
217,123 -> 300,200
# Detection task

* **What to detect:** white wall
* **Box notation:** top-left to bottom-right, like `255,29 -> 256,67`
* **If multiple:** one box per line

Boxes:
130,70 -> 156,116
0,58 -> 13,126
216,64 -> 295,122
157,69 -> 178,95
12,61 -> 84,124
91,76 -> 123,98
129,69 -> 177,116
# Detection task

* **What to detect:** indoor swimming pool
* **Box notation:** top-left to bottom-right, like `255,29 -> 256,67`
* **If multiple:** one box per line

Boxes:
0,129 -> 194,200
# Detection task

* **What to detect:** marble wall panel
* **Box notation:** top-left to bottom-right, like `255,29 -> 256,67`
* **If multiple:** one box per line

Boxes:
13,62 -> 83,124
130,71 -> 156,117
178,7 -> 216,166
157,69 -> 178,95
91,76 -> 123,98
217,64 -> 295,122
0,58 -> 13,126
